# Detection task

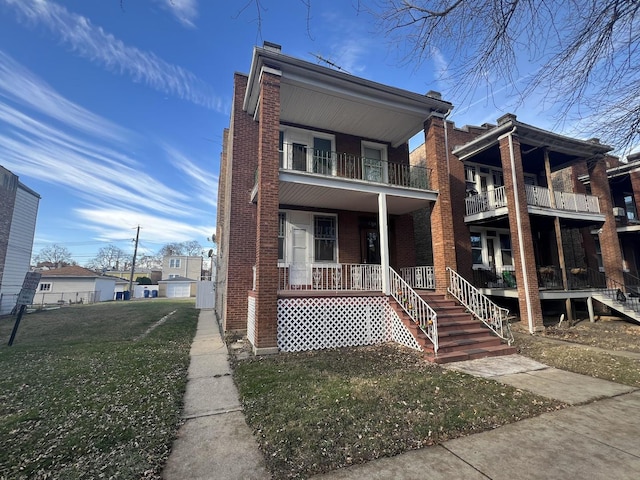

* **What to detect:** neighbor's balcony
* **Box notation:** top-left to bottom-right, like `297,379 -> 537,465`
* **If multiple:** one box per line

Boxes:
279,143 -> 431,190
465,185 -> 601,218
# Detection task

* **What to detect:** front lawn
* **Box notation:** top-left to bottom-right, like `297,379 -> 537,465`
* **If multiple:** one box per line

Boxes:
233,343 -> 564,479
0,299 -> 198,479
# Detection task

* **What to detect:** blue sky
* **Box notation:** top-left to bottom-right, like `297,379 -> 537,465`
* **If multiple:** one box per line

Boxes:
0,0 -> 577,265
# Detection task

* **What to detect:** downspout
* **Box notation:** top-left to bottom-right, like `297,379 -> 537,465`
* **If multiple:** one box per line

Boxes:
503,126 -> 535,333
443,109 -> 452,177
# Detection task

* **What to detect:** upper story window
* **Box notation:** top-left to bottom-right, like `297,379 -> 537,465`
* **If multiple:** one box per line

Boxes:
361,141 -> 388,183
170,259 -> 181,268
280,126 -> 335,174
624,194 -> 638,221
39,283 -> 52,292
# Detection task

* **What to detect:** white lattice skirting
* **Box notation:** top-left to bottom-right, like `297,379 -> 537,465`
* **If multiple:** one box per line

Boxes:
277,296 -> 422,352
247,295 -> 256,346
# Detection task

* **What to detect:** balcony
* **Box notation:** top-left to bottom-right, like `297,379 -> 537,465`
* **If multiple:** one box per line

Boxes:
465,184 -> 602,221
262,144 -> 437,215
279,143 -> 430,190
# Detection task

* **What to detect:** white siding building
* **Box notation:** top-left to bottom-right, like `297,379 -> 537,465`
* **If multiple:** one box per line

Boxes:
0,167 -> 40,315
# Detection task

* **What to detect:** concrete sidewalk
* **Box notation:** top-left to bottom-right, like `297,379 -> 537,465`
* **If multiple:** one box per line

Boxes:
164,311 -> 640,480
162,309 -> 270,480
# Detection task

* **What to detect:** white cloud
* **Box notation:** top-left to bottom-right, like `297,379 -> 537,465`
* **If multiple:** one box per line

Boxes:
75,206 -> 213,245
0,54 -> 215,245
163,144 -> 218,208
0,50 -> 128,142
154,0 -> 199,28
2,0 -> 224,110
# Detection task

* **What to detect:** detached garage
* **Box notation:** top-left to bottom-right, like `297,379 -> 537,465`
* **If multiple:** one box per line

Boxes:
158,276 -> 196,298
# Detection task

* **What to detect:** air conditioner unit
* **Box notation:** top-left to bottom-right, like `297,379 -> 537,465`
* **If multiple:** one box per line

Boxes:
613,207 -> 626,217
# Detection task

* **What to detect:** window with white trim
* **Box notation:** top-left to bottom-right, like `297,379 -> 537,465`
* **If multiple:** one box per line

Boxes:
361,141 -> 387,183
170,258 -> 181,268
39,283 -> 51,292
471,232 -> 483,265
314,216 -> 336,262
500,233 -> 513,266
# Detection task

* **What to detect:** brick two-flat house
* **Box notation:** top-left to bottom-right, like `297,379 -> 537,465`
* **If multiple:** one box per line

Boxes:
215,43 -> 638,363
412,113 -> 640,332
0,166 -> 40,315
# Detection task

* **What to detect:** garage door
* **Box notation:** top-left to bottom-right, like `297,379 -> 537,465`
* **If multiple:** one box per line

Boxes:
167,283 -> 190,298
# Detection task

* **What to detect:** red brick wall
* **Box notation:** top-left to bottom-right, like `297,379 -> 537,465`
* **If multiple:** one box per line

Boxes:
499,133 -> 543,331
393,215 -> 416,269
338,211 -> 360,264
422,115 -> 458,293
221,74 -> 259,332
254,69 -> 282,349
589,157 -> 624,286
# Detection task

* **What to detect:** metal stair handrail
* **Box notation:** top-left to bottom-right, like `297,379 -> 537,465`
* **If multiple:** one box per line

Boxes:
389,267 -> 438,353
447,267 -> 514,345
587,267 -> 640,316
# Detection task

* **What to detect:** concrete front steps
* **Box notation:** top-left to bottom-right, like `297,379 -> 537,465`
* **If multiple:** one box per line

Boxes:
391,292 -> 516,364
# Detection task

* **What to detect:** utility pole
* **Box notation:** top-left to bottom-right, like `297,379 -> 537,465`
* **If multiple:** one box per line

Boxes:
128,226 -> 140,299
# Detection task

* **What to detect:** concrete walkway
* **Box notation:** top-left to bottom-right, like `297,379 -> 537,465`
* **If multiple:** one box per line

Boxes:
164,311 -> 640,479
162,309 -> 270,480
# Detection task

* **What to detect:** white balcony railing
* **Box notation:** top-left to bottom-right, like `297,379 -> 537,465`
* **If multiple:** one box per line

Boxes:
465,186 -> 508,215
465,184 -> 601,215
278,263 -> 382,291
279,143 -> 431,191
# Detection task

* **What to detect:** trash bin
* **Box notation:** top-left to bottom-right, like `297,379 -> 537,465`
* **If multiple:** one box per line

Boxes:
151,290 -> 158,298
115,292 -> 123,300
123,291 -> 130,300
143,290 -> 150,298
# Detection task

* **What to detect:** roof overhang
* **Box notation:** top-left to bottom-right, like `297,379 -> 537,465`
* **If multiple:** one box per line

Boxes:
243,45 -> 453,148
453,116 -> 612,162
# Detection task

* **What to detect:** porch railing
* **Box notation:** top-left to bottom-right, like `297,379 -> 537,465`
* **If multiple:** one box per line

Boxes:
589,268 -> 640,317
277,263 -> 382,291
389,267 -> 438,352
280,143 -> 431,190
472,266 -> 517,289
400,266 -> 436,289
447,267 -> 513,344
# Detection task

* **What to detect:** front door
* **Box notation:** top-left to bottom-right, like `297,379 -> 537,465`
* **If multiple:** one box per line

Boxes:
361,228 -> 381,264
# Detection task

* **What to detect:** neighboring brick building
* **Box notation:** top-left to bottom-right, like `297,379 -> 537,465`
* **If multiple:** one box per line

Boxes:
216,43 -> 638,361
0,166 -> 40,315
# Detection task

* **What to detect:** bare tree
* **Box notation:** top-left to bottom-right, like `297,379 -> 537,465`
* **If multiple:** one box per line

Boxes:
183,240 -> 203,256
158,240 -> 203,257
377,0 -> 640,153
86,245 -> 130,271
158,242 -> 185,257
33,244 -> 74,268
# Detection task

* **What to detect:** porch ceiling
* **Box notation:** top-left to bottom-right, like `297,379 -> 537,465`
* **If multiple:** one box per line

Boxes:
244,45 -> 452,148
279,175 -> 437,215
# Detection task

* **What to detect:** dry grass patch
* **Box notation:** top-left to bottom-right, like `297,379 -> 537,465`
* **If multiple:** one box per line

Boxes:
515,322 -> 640,388
233,343 -> 563,479
0,300 -> 198,479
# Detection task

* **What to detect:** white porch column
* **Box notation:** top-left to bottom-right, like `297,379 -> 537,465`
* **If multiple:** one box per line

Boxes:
378,193 -> 390,294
